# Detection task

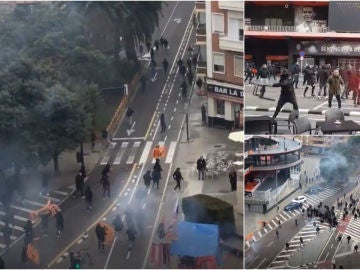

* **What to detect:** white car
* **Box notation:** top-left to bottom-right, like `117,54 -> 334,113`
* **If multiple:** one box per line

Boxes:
292,196 -> 307,204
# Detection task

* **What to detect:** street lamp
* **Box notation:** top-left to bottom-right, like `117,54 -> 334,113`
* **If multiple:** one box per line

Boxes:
275,169 -> 280,204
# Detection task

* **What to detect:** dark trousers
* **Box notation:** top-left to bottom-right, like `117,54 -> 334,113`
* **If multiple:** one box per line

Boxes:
98,238 -> 105,250
103,185 -> 110,198
328,94 -> 341,108
174,180 -> 181,190
153,179 -> 159,189
273,94 -> 299,119
161,124 -> 166,134
198,169 -> 205,180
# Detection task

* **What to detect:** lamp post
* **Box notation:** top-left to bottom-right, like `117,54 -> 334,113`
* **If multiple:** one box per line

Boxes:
184,102 -> 189,141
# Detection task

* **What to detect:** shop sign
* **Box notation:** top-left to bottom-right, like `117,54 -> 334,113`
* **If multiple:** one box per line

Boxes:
300,41 -> 360,56
207,83 -> 243,98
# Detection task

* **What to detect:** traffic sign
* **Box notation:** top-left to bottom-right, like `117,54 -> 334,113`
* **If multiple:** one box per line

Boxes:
299,51 -> 305,57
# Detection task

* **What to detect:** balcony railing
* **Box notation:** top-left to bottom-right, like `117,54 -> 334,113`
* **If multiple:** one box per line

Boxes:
245,24 -> 328,33
219,1 -> 243,11
195,1 -> 205,11
219,36 -> 243,52
196,61 -> 207,75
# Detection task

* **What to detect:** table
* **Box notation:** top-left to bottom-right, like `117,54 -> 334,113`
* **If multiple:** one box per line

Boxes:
316,120 -> 360,134
245,116 -> 277,134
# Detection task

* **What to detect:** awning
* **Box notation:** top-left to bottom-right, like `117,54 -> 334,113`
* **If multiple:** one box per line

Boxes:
266,55 -> 289,61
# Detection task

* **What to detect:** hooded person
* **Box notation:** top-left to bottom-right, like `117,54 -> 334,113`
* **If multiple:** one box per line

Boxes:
272,69 -> 299,119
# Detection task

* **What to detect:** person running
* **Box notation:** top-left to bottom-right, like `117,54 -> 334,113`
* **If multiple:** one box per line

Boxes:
354,244 -> 358,253
162,58 -> 169,75
271,69 -> 299,119
23,220 -> 33,245
1,223 -> 12,248
300,236 -> 304,246
85,186 -> 93,212
275,229 -> 279,239
100,174 -> 111,198
160,113 -> 167,134
143,170 -> 152,188
55,211 -> 64,238
112,214 -> 124,240
173,168 -> 184,191
347,235 -> 351,244
95,223 -> 106,250
327,69 -> 345,109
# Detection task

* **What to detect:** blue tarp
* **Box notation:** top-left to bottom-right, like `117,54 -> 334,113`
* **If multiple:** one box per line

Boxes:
170,221 -> 219,257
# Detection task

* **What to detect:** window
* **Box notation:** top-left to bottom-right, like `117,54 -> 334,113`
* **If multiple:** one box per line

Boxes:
212,13 -> 224,33
216,99 -> 225,115
213,53 -> 225,73
228,17 -> 242,40
234,55 -> 243,77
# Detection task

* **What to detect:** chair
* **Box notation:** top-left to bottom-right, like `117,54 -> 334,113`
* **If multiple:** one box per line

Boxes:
325,108 -> 344,122
294,117 -> 317,134
276,110 -> 299,134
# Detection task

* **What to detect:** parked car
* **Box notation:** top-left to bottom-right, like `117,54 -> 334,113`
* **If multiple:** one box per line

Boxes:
305,185 -> 324,195
284,202 -> 301,211
292,195 -> 307,204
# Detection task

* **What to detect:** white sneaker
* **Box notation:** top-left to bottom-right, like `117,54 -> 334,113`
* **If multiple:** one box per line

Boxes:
317,96 -> 321,100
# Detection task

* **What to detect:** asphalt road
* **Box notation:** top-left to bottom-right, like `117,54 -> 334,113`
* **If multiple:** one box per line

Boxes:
245,181 -> 356,269
244,78 -> 360,134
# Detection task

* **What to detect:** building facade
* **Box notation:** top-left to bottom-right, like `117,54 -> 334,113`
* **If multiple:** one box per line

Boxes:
245,1 -> 360,71
195,1 -> 244,130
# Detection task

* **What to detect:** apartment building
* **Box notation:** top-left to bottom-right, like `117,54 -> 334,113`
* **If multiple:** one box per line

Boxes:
195,1 -> 244,130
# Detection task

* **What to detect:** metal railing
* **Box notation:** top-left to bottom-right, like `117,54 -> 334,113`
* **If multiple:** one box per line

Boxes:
246,24 -> 328,33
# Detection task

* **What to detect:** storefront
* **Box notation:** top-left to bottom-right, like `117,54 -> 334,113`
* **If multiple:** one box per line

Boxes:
290,41 -> 360,69
206,79 -> 243,130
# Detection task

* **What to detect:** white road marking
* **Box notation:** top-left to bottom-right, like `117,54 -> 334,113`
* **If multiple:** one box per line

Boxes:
52,190 -> 68,196
126,141 -> 141,164
114,142 -> 129,164
165,141 -> 177,164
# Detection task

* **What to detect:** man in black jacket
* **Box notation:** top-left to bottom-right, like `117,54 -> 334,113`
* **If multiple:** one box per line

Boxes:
272,69 -> 299,119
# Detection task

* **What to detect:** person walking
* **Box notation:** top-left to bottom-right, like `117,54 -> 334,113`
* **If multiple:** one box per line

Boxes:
126,107 -> 134,126
173,168 -> 184,191
160,113 -> 167,134
303,65 -> 316,97
56,211 -> 64,238
285,242 -> 290,250
316,226 -> 320,235
1,223 -> 12,248
327,69 -> 345,109
23,220 -> 33,245
300,236 -> 304,246
143,170 -> 152,188
257,64 -> 270,98
150,59 -> 157,81
271,69 -> 299,119
75,171 -> 85,198
102,163 -> 111,178
85,186 -> 93,212
291,62 -> 300,89
112,214 -> 124,240
162,58 -> 169,75
95,223 -> 106,250
278,220 -> 281,228
317,64 -> 331,99
153,158 -> 162,174
229,169 -> 237,191
187,57 -> 192,74
40,211 -> 49,236
196,156 -> 206,180
295,219 -> 298,226
275,229 -> 279,239
354,244 -> 358,253
181,81 -> 187,99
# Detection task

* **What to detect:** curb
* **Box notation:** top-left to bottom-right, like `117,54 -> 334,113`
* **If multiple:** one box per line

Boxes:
245,106 -> 360,117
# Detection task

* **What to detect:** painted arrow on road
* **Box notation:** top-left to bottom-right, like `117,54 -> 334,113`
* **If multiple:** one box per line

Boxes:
127,121 -> 136,136
173,18 -> 181,23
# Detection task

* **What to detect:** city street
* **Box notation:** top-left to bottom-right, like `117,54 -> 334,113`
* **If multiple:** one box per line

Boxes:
245,149 -> 360,269
244,78 -> 360,134
0,1 -> 241,269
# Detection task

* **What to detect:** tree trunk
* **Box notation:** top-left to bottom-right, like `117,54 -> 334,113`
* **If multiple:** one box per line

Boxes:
53,154 -> 60,175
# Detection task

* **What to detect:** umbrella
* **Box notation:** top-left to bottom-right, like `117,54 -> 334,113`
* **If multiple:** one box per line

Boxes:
228,131 -> 244,142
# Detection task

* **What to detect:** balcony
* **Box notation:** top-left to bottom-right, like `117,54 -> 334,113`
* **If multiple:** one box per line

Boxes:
196,61 -> 207,76
196,23 -> 206,45
195,1 -> 205,12
245,24 -> 328,33
219,1 -> 243,12
219,36 -> 243,52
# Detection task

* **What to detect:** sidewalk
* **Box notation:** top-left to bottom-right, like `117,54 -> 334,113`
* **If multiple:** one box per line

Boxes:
163,87 -> 243,268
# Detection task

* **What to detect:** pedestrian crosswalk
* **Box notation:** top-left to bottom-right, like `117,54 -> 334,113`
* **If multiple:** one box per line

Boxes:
100,140 -> 178,167
336,209 -> 360,243
245,186 -> 342,249
0,186 -> 73,254
268,219 -> 329,269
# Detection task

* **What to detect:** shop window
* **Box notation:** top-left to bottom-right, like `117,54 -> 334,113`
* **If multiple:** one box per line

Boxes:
216,99 -> 225,115
212,13 -> 224,33
234,55 -> 243,77
213,52 -> 225,73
